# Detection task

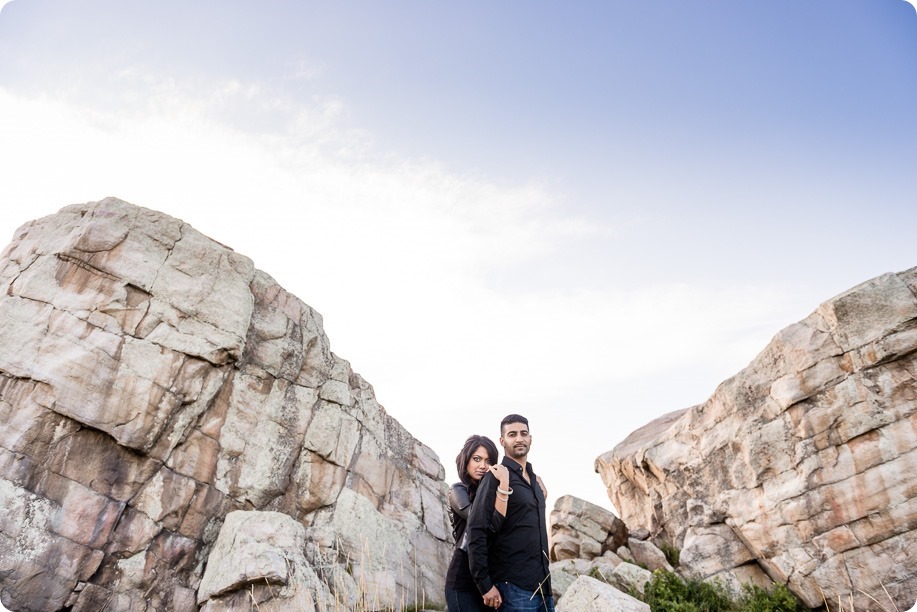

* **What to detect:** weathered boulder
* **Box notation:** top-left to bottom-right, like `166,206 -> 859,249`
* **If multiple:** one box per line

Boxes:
550,494 -> 628,561
601,548 -> 624,567
628,537 -> 673,573
706,562 -> 776,601
550,559 -> 593,599
0,198 -> 451,611
550,555 -> 621,600
617,545 -> 635,564
596,267 -> 917,609
611,562 -> 653,597
556,575 -> 650,612
197,510 -> 338,611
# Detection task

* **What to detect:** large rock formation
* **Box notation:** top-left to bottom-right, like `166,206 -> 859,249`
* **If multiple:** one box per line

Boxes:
549,495 -> 627,562
0,198 -> 451,611
547,495 -> 670,605
596,267 -> 917,609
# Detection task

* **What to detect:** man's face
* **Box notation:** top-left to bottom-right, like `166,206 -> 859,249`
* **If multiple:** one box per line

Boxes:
500,422 -> 531,460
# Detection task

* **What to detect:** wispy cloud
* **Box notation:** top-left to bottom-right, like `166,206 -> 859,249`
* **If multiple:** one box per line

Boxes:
0,75 -> 793,393
0,77 -> 799,506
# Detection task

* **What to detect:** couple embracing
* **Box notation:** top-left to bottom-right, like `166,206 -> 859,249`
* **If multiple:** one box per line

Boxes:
445,414 -> 554,611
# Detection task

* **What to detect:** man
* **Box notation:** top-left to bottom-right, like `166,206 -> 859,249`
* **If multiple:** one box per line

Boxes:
467,414 -> 553,611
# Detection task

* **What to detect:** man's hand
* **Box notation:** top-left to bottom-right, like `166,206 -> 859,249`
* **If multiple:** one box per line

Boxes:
482,585 -> 502,608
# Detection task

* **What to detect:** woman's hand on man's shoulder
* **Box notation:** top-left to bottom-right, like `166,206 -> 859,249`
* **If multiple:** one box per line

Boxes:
489,464 -> 509,488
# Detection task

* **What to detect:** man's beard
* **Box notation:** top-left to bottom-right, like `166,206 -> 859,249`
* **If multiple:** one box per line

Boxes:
506,443 -> 528,458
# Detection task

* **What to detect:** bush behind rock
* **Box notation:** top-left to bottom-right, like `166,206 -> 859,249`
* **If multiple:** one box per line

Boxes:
642,570 -> 806,612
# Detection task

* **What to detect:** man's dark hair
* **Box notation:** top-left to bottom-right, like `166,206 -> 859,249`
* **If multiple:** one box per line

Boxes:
455,435 -> 499,490
500,413 -> 529,436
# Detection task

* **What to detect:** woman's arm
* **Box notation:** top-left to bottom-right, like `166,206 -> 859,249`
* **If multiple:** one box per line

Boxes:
449,483 -> 472,520
489,464 -> 510,530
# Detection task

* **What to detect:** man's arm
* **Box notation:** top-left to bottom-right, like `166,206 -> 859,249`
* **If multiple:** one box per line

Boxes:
467,471 -> 497,595
490,464 -> 509,528
536,475 -> 547,500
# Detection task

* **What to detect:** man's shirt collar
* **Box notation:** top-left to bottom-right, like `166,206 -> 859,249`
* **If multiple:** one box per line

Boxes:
501,456 -> 534,476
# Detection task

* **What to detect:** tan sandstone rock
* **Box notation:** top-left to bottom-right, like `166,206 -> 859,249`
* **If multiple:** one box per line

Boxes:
549,494 -> 628,561
556,575 -> 650,612
596,267 -> 917,609
0,198 -> 451,611
197,510 -> 336,611
612,562 -> 653,597
628,537 -> 674,573
550,556 -> 620,600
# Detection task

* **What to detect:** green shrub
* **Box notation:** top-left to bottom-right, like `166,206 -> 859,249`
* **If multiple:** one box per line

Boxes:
738,583 -> 806,612
643,570 -> 733,612
659,541 -> 681,567
641,570 -> 807,612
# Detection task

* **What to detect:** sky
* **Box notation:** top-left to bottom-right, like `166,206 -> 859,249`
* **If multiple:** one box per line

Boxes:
0,0 -> 916,520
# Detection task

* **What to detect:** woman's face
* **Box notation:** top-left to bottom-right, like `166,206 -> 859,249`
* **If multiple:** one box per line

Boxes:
465,445 -> 493,482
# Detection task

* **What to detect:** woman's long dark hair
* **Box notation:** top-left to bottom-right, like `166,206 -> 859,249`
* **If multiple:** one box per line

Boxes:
455,435 -> 499,499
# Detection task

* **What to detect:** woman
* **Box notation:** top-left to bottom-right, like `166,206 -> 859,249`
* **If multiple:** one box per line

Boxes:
445,435 -> 510,611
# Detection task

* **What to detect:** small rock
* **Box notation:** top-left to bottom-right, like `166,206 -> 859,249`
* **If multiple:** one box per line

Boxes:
629,538 -> 674,572
612,562 -> 653,596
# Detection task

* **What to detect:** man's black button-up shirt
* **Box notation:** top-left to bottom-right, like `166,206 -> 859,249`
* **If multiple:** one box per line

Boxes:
466,456 -> 552,597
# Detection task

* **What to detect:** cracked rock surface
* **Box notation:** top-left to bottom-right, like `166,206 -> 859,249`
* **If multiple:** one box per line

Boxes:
595,266 -> 917,609
0,198 -> 450,611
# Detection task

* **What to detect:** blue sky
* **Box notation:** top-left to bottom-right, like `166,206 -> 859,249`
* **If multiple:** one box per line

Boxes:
1,0 -> 915,512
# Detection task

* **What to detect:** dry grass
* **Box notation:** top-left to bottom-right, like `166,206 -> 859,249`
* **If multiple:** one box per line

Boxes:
816,583 -> 910,612
231,533 -> 441,612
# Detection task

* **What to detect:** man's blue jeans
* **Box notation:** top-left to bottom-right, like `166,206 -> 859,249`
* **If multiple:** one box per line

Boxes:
496,581 -> 555,612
